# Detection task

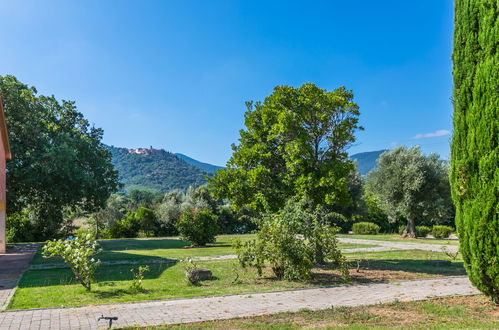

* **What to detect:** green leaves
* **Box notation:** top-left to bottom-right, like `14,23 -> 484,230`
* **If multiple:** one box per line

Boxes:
1,75 -> 119,240
451,0 -> 498,303
365,147 -> 454,238
42,234 -> 101,291
234,200 -> 349,281
210,83 -> 361,214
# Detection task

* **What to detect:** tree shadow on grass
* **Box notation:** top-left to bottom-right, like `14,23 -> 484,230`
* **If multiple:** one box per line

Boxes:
18,252 -> 179,289
98,238 -> 192,251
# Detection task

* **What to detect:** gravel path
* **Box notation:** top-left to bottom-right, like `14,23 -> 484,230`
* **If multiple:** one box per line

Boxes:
0,276 -> 479,329
337,237 -> 459,253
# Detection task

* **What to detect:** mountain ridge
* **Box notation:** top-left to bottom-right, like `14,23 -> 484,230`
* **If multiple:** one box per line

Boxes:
106,145 -> 387,192
175,153 -> 224,174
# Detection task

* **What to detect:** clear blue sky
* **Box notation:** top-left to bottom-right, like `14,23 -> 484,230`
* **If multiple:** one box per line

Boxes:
0,0 -> 453,166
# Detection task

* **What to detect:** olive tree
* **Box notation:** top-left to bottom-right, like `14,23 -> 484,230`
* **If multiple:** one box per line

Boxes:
365,147 -> 453,238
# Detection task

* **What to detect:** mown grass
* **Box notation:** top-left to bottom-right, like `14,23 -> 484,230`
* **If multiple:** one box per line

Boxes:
138,295 -> 498,329
10,243 -> 465,310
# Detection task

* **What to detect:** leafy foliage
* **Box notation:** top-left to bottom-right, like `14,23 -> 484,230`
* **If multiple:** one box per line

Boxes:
451,0 -> 498,303
42,234 -> 101,291
431,225 -> 453,239
210,83 -> 361,214
90,194 -> 132,238
0,75 -> 119,240
351,222 -> 380,235
6,210 -> 34,243
365,147 -> 454,238
129,266 -> 150,292
176,208 -> 218,246
108,211 -> 141,238
416,226 -> 431,238
234,200 -> 349,281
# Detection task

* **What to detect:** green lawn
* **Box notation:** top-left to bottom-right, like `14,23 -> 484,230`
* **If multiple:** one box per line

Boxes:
338,233 -> 460,246
143,295 -> 498,329
10,240 -> 466,310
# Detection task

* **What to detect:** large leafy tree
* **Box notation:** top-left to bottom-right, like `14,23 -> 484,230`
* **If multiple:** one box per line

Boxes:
210,83 -> 361,214
1,75 -> 119,240
451,0 -> 498,303
365,147 -> 453,238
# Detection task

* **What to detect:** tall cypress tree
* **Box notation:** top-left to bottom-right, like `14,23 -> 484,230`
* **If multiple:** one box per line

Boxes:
451,0 -> 498,303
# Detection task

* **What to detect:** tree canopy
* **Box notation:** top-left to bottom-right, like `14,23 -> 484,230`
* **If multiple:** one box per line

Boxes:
1,75 -> 119,240
210,83 -> 361,214
365,146 -> 453,238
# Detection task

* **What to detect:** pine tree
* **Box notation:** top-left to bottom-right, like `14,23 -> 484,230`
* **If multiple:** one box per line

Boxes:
450,0 -> 498,303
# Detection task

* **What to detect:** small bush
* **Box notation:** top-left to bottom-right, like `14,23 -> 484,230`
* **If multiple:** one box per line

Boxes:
42,234 -> 101,291
129,265 -> 149,292
108,211 -> 141,238
6,210 -> 34,243
351,222 -> 380,235
432,225 -> 453,239
235,201 -> 349,282
416,226 -> 431,238
176,208 -> 218,246
135,206 -> 158,237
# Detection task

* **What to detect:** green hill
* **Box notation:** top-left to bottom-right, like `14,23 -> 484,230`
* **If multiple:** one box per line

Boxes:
107,145 -> 208,193
350,150 -> 387,175
175,153 -> 224,174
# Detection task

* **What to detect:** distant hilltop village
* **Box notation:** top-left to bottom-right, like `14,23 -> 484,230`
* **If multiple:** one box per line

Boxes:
128,146 -> 162,155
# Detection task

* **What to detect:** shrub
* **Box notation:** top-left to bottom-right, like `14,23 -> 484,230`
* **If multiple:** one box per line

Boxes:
235,201 -> 349,282
135,206 -> 158,237
156,200 -> 182,236
176,208 -> 218,246
6,210 -> 34,243
351,222 -> 380,235
431,225 -> 453,239
129,265 -> 149,292
42,234 -> 101,291
416,226 -> 431,238
108,211 -> 141,238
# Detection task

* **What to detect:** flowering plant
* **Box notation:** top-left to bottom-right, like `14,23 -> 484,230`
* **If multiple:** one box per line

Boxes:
42,234 -> 101,291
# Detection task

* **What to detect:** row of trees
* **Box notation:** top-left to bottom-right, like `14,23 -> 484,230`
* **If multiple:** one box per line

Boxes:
87,185 -> 255,241
209,83 -> 454,240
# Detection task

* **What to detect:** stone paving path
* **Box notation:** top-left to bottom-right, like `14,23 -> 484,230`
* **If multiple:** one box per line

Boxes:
0,276 -> 479,329
0,245 -> 38,311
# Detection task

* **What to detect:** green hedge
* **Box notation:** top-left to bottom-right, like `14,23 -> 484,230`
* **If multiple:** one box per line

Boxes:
431,225 -> 453,239
351,222 -> 380,235
416,226 -> 431,238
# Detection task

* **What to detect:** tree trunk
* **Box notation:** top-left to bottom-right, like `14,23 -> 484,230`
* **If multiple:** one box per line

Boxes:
314,241 -> 325,265
401,218 -> 416,238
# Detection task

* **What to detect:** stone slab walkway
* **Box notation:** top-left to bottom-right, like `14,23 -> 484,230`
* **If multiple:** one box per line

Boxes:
0,276 -> 479,329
